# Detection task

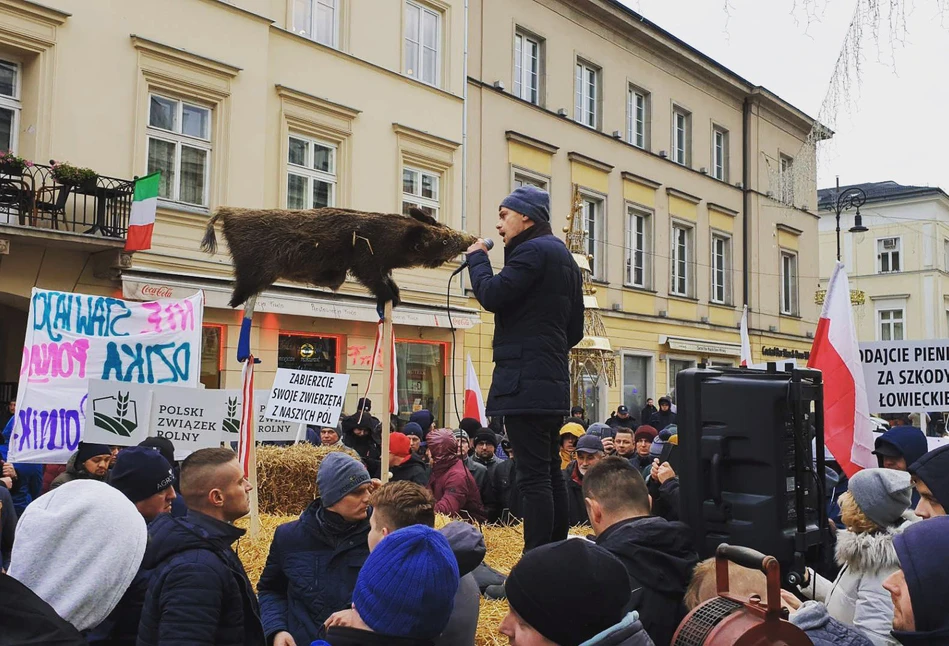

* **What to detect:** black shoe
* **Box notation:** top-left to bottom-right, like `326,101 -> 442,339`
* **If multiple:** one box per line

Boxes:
484,584 -> 507,600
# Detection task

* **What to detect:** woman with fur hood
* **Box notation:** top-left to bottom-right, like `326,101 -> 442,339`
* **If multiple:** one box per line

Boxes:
798,468 -> 916,646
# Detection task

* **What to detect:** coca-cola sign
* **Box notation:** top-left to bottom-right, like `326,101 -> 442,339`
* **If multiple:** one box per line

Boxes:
140,284 -> 174,299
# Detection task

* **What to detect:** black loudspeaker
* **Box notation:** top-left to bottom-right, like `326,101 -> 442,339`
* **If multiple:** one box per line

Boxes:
676,366 -> 829,585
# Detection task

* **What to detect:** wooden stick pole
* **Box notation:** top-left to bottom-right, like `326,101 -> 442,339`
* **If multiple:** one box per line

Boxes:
248,414 -> 260,538
380,300 -> 394,483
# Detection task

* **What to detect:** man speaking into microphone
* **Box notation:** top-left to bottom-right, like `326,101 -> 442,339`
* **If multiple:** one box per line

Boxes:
465,185 -> 584,551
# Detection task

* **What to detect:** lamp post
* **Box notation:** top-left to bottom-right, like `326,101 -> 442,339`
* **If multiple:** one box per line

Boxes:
832,176 -> 868,261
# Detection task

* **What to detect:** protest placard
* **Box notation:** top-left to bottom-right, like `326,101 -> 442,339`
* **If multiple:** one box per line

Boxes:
83,379 -> 154,446
216,389 -> 304,444
265,369 -> 349,427
151,388 -> 227,460
11,288 -> 203,463
860,340 -> 949,413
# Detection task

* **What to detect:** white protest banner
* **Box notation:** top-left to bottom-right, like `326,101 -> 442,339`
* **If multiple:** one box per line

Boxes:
216,389 -> 304,444
11,288 -> 203,463
860,340 -> 949,413
83,380 -> 154,446
266,369 -> 349,427
151,388 -> 226,461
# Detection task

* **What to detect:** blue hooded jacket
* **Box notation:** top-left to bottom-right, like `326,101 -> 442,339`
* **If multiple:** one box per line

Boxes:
875,426 -> 928,507
1,417 -> 43,516
908,444 -> 949,514
892,515 -> 949,644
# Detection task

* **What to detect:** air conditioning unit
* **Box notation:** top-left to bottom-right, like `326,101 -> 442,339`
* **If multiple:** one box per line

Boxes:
659,310 -> 668,318
659,150 -> 668,158
611,303 -> 622,311
882,238 -> 898,250
699,167 -> 708,174
493,80 -> 505,90
557,108 -> 568,117
700,316 -> 709,323
612,130 -> 622,139
769,325 -> 778,333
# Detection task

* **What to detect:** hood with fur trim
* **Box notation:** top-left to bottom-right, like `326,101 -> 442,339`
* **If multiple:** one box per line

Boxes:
834,513 -> 915,574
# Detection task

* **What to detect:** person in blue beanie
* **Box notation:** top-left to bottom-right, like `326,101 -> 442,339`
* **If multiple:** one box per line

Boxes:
260,452 -> 378,646
314,524 -> 459,646
466,185 -> 584,551
874,426 -> 928,506
883,515 -> 949,644
907,443 -> 949,519
408,409 -> 435,439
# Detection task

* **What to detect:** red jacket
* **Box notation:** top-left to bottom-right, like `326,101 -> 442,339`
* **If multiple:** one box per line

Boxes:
427,429 -> 486,523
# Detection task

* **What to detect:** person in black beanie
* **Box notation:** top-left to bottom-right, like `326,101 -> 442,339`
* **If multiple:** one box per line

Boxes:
109,446 -> 177,523
139,436 -> 187,517
466,186 -> 584,551
50,442 -> 112,489
500,538 -> 654,645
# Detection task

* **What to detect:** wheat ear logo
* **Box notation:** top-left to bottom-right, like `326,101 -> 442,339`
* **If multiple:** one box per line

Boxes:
223,396 -> 240,434
92,391 -> 139,437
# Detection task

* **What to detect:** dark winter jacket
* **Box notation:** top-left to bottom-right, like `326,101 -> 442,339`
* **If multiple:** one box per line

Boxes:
320,626 -> 434,646
464,455 -> 488,492
908,444 -> 949,512
607,415 -> 637,430
389,453 -> 430,486
490,457 -> 520,524
0,484 -> 15,570
595,516 -> 699,646
137,511 -> 264,646
891,516 -> 949,645
630,453 -> 652,471
0,419 -> 42,516
473,454 -> 499,519
648,410 -> 677,431
427,430 -> 486,523
648,477 -> 681,522
50,453 -> 107,490
257,499 -> 370,645
340,423 -> 381,479
641,405 -> 658,424
0,572 -> 87,645
438,522 -> 486,646
584,612 -> 656,646
563,462 -> 590,527
790,601 -> 873,646
467,222 -> 584,416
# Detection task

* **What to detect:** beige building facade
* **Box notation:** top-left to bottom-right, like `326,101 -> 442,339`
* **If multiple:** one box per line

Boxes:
818,181 -> 949,343
0,0 -> 827,426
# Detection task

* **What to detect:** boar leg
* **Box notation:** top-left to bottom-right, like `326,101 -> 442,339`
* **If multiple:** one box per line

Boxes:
229,270 -> 274,309
352,267 -> 402,309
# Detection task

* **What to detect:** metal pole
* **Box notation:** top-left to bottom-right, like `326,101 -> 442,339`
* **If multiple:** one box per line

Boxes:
835,176 -> 841,262
380,300 -> 394,483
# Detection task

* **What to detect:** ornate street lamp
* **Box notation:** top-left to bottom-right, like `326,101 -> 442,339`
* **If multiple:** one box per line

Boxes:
832,176 -> 868,261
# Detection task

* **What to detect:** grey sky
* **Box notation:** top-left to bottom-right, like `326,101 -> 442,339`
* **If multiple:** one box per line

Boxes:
619,0 -> 949,193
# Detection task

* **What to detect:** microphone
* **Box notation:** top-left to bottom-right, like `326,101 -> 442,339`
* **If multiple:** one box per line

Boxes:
451,238 -> 494,276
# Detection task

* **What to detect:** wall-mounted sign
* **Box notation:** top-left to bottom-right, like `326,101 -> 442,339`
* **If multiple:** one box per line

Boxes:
761,346 -> 810,360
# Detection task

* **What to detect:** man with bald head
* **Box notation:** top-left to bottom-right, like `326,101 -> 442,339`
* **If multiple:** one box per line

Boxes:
137,448 -> 264,646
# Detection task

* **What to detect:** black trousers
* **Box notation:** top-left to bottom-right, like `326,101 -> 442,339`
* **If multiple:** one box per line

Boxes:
505,414 -> 568,551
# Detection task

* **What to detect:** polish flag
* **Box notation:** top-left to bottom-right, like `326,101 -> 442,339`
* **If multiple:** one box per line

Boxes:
807,262 -> 875,477
464,355 -> 488,426
739,305 -> 753,367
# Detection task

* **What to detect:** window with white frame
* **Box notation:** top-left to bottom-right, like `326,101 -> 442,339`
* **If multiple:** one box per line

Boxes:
147,94 -> 211,206
404,1 -> 441,87
512,169 -> 548,191
292,0 -> 338,47
779,154 -> 794,204
879,308 -> 905,341
712,126 -> 728,181
670,222 -> 693,297
286,135 -> 336,209
402,166 -> 439,219
625,206 -> 651,288
672,106 -> 691,166
711,233 -> 732,305
944,238 -> 949,271
514,30 -> 541,105
582,195 -> 605,280
780,250 -> 799,316
575,60 -> 599,130
627,85 -> 649,149
0,60 -> 20,154
877,237 -> 901,273
669,358 -> 696,393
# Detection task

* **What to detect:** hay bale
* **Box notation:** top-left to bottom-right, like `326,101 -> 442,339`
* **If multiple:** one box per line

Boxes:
256,443 -> 358,515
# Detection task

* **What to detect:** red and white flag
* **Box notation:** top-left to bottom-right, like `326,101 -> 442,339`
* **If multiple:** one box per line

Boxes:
464,354 -> 488,426
238,355 -> 255,478
808,262 -> 875,477
739,304 -> 753,367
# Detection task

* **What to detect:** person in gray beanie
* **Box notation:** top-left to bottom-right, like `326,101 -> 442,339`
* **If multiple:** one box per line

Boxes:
798,468 -> 916,646
258,452 -> 380,646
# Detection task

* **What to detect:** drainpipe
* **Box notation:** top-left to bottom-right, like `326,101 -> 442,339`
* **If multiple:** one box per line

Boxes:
459,0 -> 469,294
742,95 -> 751,312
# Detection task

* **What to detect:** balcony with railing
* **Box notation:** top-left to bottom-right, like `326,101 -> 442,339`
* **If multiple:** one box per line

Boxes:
0,161 -> 134,243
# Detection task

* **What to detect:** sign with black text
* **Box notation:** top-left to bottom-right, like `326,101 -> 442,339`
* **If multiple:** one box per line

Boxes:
265,369 -> 349,427
860,340 -> 949,412
151,388 -> 226,460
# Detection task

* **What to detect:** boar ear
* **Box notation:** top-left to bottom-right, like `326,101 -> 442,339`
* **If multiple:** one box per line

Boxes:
407,207 -> 440,227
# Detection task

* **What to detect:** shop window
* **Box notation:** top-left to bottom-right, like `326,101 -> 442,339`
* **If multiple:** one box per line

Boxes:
200,324 -> 225,389
622,354 -> 650,421
668,358 -> 696,394
396,340 -> 446,426
278,333 -> 340,372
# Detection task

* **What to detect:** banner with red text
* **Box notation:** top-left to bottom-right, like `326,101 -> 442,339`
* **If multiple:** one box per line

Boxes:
10,288 -> 203,464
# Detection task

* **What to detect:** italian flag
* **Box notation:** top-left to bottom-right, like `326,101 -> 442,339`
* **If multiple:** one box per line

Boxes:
124,172 -> 160,252
807,262 -> 875,477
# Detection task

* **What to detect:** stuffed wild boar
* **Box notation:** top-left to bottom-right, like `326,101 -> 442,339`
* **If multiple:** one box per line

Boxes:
201,206 -> 477,309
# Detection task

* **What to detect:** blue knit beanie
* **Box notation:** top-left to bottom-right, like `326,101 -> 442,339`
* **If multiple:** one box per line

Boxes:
402,422 -> 424,438
109,446 -> 175,503
500,186 -> 550,223
317,452 -> 370,509
353,524 -> 459,639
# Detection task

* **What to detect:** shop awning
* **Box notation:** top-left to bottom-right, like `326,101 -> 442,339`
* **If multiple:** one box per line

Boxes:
121,271 -> 481,330
660,335 -> 741,357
